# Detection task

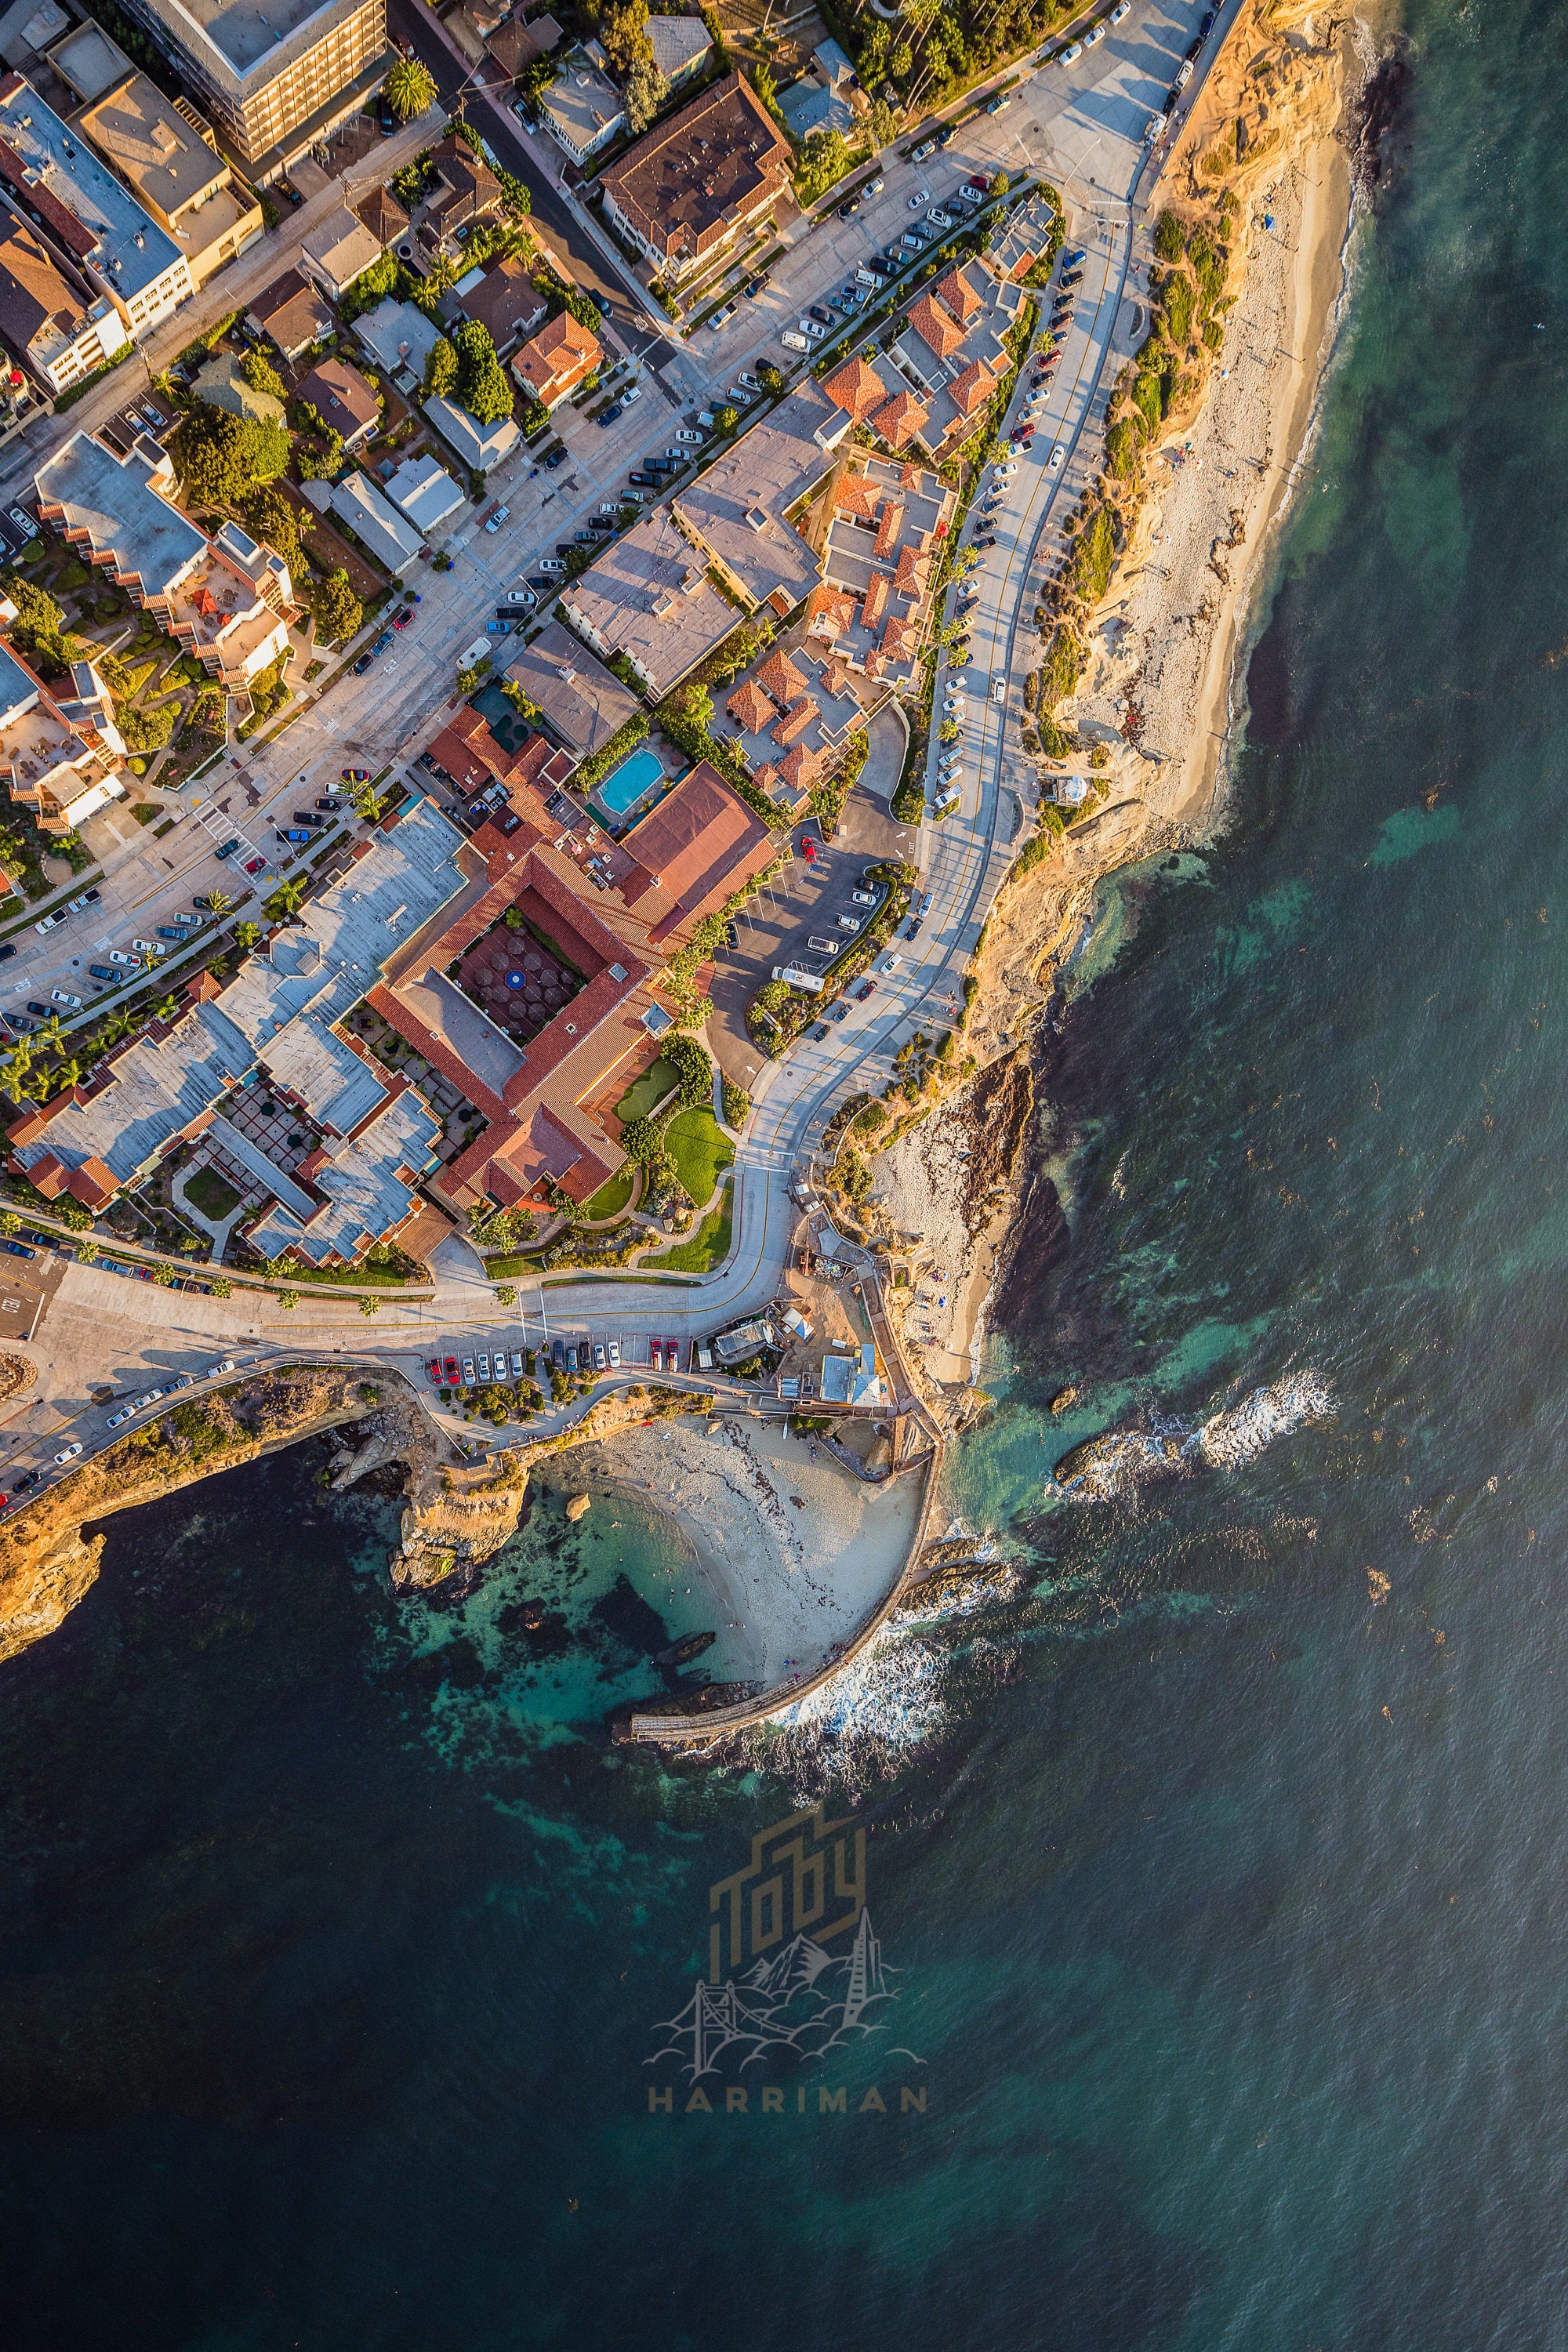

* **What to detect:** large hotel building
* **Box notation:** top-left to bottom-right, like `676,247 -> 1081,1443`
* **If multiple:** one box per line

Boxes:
114,0 -> 390,180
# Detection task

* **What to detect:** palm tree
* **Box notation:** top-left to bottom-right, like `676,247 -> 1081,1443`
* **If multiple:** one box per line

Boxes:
153,996 -> 178,1025
34,1013 -> 64,1057
384,56 -> 437,122
0,1045 -> 31,1106
205,888 -> 233,918
267,878 -> 305,920
49,1056 -> 82,1095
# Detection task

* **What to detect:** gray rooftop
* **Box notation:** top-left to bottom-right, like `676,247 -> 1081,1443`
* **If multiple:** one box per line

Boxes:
248,1087 -> 441,1265
504,617 -> 639,757
128,0 -> 370,88
0,74 -> 183,300
0,640 -> 38,726
19,799 -> 468,1240
675,379 -> 846,609
34,430 -> 205,595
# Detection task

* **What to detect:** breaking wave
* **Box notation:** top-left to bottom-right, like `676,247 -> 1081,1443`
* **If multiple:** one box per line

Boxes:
726,1624 -> 952,1802
1051,1372 -> 1335,1503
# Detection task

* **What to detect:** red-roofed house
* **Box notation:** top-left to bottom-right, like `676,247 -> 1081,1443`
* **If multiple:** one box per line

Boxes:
907,294 -> 967,362
511,310 -> 601,409
727,677 -> 776,733
822,354 -> 886,422
933,267 -> 985,325
871,390 -> 928,450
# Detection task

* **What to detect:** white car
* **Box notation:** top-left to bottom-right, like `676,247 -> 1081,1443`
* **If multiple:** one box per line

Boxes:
49,988 -> 81,1008
927,209 -> 953,229
1111,0 -> 1130,18
34,909 -> 64,935
608,1339 -> 622,1368
1060,38 -> 1083,64
708,303 -> 736,331
205,1359 -> 236,1377
53,1441 -> 82,1465
108,949 -> 142,967
106,1407 -> 132,1428
1050,442 -> 1066,470
675,426 -> 707,445
1176,57 -> 1193,86
909,188 -> 930,210
851,888 -> 878,906
798,318 -> 826,341
878,953 -> 902,975
992,677 -> 1006,704
510,1350 -> 525,1377
131,938 -> 163,956
1085,19 -> 1105,43
727,385 -> 753,405
738,371 -> 763,391
621,383 -> 642,405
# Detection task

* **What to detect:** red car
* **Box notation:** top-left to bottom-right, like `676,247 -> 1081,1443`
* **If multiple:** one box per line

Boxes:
244,855 -> 266,875
855,979 -> 877,1002
664,1339 -> 681,1373
649,1339 -> 663,1370
443,1354 -> 460,1384
426,1357 -> 442,1383
393,609 -> 412,630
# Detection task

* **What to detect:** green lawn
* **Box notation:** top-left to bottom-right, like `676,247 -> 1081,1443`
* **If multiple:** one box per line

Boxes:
662,1108 -> 734,1209
584,1163 -> 638,1221
614,1055 -> 678,1123
184,1166 -> 241,1220
641,1179 -> 733,1274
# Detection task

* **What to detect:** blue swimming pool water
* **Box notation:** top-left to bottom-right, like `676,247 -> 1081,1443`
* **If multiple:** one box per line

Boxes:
593,745 -> 663,817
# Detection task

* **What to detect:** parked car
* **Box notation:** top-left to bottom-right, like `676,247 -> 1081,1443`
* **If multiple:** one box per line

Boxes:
851,888 -> 877,907
706,305 -> 735,332
855,978 -> 877,1002
443,1355 -> 460,1384
53,1442 -> 82,1465
904,918 -> 922,941
477,1352 -> 490,1380
11,1468 -> 42,1493
315,796 -> 343,812
599,402 -> 624,426
1051,441 -> 1066,469
66,887 -> 100,912
462,1357 -> 475,1384
353,652 -> 374,673
838,195 -> 859,218
628,470 -> 655,486
107,949 -> 141,968
1176,56 -> 1194,86
1112,0 -> 1130,19
799,318 -> 826,341
393,608 -> 412,629
0,944 -> 12,966
675,427 -> 706,445
49,987 -> 81,1008
1085,19 -> 1105,45
1059,38 -> 1083,64
243,856 -> 266,876
33,910 -> 64,935
483,504 -> 510,533
89,964 -> 117,982
537,557 -> 567,574
927,208 -> 953,229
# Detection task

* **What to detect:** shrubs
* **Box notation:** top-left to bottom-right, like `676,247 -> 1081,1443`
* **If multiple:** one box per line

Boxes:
1153,210 -> 1185,263
1039,624 -> 1085,712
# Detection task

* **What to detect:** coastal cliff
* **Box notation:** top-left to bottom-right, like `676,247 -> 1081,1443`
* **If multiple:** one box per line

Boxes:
848,0 -> 1356,1393
0,1367 -> 716,1668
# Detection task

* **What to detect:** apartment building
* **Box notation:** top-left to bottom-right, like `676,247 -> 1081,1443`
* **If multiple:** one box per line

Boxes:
0,624 -> 127,836
598,71 -> 790,290
0,210 -> 129,394
71,68 -> 264,289
34,430 -> 296,689
112,0 -> 390,180
0,73 -> 191,340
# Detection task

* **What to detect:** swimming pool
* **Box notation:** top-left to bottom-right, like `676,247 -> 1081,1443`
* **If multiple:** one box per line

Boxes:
593,745 -> 664,818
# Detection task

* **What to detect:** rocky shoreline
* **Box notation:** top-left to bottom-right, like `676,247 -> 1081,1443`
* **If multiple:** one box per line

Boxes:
844,0 -> 1357,1399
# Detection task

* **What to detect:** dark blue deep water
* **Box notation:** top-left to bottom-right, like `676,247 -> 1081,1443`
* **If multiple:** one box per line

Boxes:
10,5 -> 1568,2343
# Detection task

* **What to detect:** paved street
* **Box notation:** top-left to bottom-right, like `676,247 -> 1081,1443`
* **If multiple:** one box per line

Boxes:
0,0 -> 1257,1491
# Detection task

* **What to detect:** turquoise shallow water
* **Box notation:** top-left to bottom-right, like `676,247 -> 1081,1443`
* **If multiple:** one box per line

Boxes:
11,5 -> 1568,2342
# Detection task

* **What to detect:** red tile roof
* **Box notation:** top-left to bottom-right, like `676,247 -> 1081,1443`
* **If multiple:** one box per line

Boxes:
822,355 -> 886,423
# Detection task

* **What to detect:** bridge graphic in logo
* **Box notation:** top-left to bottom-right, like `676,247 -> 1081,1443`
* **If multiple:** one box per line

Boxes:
645,1806 -> 916,2083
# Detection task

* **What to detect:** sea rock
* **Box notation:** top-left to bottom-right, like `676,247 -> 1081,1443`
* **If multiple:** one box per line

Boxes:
1049,1385 -> 1080,1414
564,1493 -> 591,1522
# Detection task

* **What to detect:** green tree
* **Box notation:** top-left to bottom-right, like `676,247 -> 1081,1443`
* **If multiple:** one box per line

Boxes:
1,572 -> 72,673
757,361 -> 783,395
240,483 -> 302,576
308,567 -> 362,644
619,1116 -> 660,1163
713,404 -> 738,436
425,334 -> 459,400
358,1294 -> 379,1315
234,920 -> 260,950
1153,209 -> 1185,263
891,41 -> 912,77
385,55 -> 437,120
452,319 -> 513,425
598,0 -> 652,74
239,347 -> 286,400
624,57 -> 668,132
752,62 -> 782,121
211,1276 -> 232,1298
0,1208 -> 17,1233
666,1033 -> 713,1106
170,405 -> 290,504
794,126 -> 851,208
267,877 -> 305,918
868,97 -> 898,150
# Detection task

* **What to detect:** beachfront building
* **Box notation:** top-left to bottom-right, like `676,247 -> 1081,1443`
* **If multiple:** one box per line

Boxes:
106,0 -> 391,180
597,71 -> 790,292
671,379 -> 848,619
0,72 -> 192,339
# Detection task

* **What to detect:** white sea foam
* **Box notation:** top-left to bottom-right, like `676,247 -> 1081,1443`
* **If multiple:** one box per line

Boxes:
728,1624 -> 952,1800
1051,1373 -> 1334,1501
1193,1373 -> 1336,1468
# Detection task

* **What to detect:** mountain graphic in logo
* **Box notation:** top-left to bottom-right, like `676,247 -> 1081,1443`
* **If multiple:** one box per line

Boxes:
648,1907 -> 902,2081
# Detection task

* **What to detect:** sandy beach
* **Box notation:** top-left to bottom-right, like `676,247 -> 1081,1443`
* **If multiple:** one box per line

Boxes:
537,1413 -> 927,1686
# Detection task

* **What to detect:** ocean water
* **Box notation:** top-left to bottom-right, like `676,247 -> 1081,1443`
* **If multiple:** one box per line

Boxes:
7,7 -> 1568,2343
